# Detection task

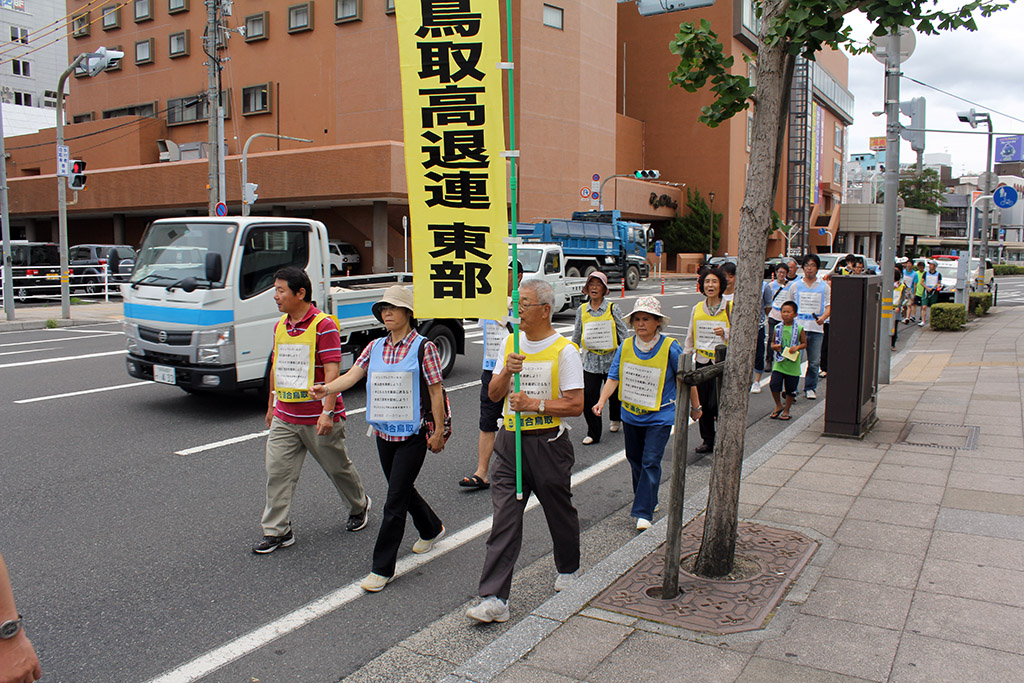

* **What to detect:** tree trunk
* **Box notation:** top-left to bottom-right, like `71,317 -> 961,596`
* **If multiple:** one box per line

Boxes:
694,1 -> 793,578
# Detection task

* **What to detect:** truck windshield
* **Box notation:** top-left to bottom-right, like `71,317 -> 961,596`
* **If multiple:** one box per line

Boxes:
131,222 -> 234,286
516,248 -> 543,273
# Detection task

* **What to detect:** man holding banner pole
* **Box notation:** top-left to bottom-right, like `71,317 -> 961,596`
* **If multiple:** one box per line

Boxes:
466,278 -> 584,623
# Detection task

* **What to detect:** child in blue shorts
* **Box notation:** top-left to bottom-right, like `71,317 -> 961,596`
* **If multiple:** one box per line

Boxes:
769,301 -> 807,420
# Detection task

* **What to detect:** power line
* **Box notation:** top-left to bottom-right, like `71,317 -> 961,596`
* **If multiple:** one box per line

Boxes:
902,74 -> 1024,126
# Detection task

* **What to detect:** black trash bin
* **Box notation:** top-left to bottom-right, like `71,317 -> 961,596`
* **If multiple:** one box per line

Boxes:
823,274 -> 881,437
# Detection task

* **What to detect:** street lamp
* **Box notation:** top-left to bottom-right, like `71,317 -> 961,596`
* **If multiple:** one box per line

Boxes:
708,191 -> 716,258
957,108 -> 994,263
56,47 -> 123,319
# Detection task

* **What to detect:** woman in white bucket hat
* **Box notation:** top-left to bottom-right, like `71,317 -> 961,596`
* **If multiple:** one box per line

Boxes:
593,295 -> 683,531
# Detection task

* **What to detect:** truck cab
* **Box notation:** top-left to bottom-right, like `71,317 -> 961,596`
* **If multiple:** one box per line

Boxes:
516,243 -> 586,312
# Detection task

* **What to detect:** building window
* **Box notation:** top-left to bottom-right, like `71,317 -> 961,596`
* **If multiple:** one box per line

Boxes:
834,123 -> 844,151
288,2 -> 314,32
72,12 -> 91,37
135,38 -> 154,64
169,30 -> 190,57
72,112 -> 95,123
134,0 -> 154,22
242,83 -> 272,115
742,0 -> 760,34
12,91 -> 31,106
167,91 -> 231,126
245,12 -> 268,41
834,159 -> 842,184
168,0 -> 189,14
101,6 -> 121,30
10,27 -> 28,44
11,59 -> 30,77
43,90 -> 58,108
746,113 -> 754,151
385,0 -> 395,14
103,102 -> 157,119
336,0 -> 360,22
542,4 -> 562,29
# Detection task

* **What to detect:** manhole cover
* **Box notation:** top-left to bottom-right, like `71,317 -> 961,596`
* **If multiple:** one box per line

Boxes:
897,422 -> 979,450
590,517 -> 817,634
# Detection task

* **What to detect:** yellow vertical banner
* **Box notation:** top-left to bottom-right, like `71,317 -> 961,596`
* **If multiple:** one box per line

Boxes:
395,0 -> 509,320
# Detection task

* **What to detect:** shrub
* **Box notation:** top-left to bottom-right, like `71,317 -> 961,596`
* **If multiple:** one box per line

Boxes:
994,264 -> 1024,276
969,292 -> 993,316
930,303 -> 966,330
45,319 -> 58,329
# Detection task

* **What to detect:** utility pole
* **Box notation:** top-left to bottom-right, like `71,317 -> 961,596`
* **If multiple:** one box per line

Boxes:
980,125 -> 994,264
205,0 -> 220,215
878,29 -> 902,385
1,99 -> 14,320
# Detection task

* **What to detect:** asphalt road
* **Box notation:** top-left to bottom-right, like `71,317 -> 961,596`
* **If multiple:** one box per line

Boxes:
994,275 -> 1024,307
1,279 -> 846,682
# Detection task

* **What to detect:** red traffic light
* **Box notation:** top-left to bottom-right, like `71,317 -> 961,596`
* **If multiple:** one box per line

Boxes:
71,160 -> 87,174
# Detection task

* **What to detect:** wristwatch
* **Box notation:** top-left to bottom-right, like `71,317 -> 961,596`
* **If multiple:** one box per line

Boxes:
321,409 -> 336,418
537,399 -> 546,414
0,615 -> 23,639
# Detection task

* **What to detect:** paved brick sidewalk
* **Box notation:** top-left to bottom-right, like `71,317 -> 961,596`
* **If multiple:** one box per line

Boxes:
445,306 -> 1024,683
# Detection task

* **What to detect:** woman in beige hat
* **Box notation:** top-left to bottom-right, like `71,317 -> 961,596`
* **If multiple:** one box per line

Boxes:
593,295 -> 683,530
571,270 -> 628,445
312,285 -> 446,593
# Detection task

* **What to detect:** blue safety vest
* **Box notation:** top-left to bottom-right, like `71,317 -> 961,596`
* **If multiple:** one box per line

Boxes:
366,335 -> 423,438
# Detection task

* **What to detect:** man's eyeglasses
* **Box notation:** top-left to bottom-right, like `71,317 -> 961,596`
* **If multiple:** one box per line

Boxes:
519,302 -> 548,309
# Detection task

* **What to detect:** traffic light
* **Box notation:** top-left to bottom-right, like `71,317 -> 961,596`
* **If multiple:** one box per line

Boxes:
899,97 -> 926,153
633,169 -> 661,180
242,182 -> 259,205
68,159 -> 87,190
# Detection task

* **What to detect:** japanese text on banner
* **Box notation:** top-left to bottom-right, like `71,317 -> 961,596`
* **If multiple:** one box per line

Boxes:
396,0 -> 508,320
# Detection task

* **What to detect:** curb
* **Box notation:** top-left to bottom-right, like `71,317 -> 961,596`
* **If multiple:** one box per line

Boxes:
444,340 -> 916,683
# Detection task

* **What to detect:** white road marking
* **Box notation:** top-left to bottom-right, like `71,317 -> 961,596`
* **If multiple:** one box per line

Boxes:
146,447 -> 628,683
14,382 -> 150,404
55,327 -> 122,335
0,347 -> 59,357
0,350 -> 126,370
175,378 -> 483,456
0,334 -> 118,348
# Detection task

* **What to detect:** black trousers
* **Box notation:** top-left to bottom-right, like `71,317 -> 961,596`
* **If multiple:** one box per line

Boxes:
478,427 -> 580,600
583,370 -> 620,441
371,431 -> 443,577
695,368 -> 719,448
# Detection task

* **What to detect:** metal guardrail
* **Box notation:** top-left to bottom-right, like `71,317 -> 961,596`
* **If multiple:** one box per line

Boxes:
0,265 -> 124,305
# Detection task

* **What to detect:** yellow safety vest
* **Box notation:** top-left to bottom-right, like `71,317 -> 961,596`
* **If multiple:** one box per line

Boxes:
502,334 -> 575,431
580,302 -> 617,354
618,336 -> 672,415
692,300 -> 731,361
272,312 -> 327,402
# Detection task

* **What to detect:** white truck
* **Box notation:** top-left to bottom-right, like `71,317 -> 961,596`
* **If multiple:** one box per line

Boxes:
515,243 -> 587,312
122,217 -> 465,394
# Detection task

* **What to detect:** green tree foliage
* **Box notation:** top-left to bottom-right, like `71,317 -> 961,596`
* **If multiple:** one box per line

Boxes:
899,168 -> 946,214
666,0 -> 1013,579
661,189 -> 720,255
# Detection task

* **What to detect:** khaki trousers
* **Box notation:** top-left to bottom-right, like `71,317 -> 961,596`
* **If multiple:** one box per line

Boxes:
261,416 -> 368,536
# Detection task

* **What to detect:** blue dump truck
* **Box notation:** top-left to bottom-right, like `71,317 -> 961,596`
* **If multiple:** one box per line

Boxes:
515,210 -> 652,290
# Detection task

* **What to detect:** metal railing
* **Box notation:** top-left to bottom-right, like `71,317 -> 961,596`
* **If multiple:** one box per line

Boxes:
0,265 -> 124,305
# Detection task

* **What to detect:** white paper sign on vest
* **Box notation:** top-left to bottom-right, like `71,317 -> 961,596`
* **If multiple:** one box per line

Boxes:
512,361 -> 554,417
275,344 -> 310,389
620,362 -> 661,409
582,320 -> 615,351
694,321 -> 721,352
369,371 -> 416,422
799,291 -> 822,317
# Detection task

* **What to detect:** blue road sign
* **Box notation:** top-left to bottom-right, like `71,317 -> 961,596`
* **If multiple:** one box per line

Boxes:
592,173 -> 600,182
818,227 -> 827,236
994,185 -> 1018,209
654,240 -> 663,256
215,202 -> 228,216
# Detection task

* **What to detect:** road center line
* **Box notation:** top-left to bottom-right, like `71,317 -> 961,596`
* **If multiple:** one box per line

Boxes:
175,378 -> 483,456
146,447 -> 627,683
0,350 -> 126,370
14,382 -> 150,404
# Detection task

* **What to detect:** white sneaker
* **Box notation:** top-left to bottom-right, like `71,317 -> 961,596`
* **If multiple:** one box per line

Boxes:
554,572 -> 578,592
412,526 -> 445,554
805,389 -> 817,400
750,381 -> 762,394
360,572 -> 393,592
582,436 -> 595,445
466,596 -> 510,623
609,421 -> 621,433
636,518 -> 652,531
918,320 -> 925,327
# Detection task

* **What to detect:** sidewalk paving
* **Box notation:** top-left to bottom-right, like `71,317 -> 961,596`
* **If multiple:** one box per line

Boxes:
444,306 -> 1024,683
0,300 -> 123,331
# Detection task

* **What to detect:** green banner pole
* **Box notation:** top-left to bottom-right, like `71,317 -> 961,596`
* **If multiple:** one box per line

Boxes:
501,0 -> 523,501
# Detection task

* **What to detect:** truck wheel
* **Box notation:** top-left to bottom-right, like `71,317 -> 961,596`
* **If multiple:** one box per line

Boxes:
583,266 -> 598,277
625,265 -> 640,290
566,266 -> 581,278
83,278 -> 100,295
425,324 -> 457,377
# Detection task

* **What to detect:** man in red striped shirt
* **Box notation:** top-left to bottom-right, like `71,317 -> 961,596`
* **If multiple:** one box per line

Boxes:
254,267 -> 370,554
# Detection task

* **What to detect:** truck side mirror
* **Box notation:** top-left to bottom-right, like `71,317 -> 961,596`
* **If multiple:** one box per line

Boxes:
106,248 -> 122,276
205,252 -> 222,282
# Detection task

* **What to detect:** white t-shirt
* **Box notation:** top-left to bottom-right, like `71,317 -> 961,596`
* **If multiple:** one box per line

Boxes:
494,331 -> 585,393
